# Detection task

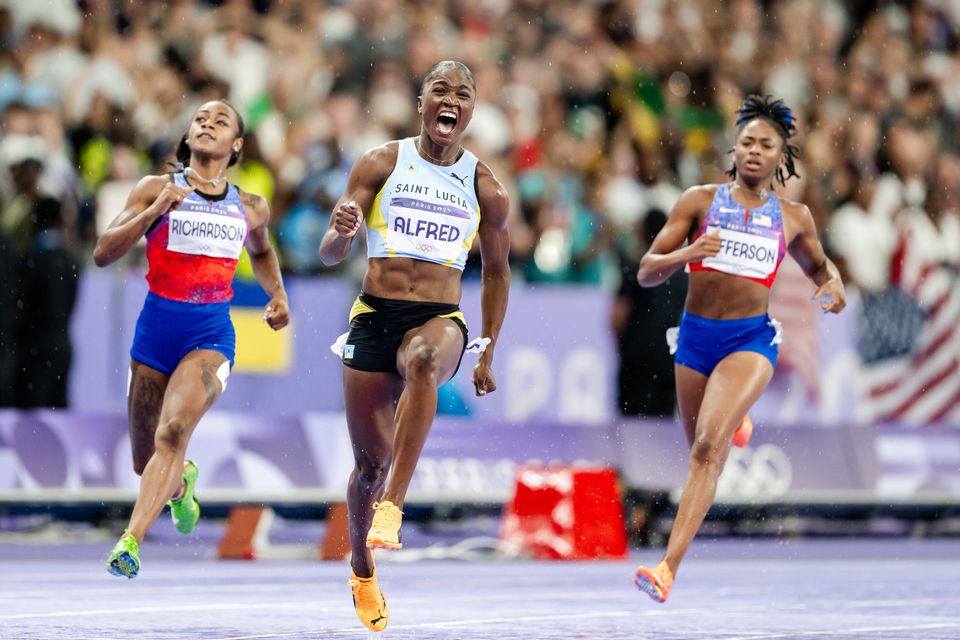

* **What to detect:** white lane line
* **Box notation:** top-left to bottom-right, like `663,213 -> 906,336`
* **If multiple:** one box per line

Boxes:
0,588 -> 633,615
209,615 -> 960,640
0,601 -> 314,621
213,611 -> 635,639
14,620 -> 960,640
5,592 -> 960,622
719,621 -> 960,640
1,583 -> 956,608
4,637 -> 117,640
0,582 -> 338,599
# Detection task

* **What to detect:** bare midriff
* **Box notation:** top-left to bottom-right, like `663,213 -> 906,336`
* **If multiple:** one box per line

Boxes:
684,270 -> 771,319
362,257 -> 463,304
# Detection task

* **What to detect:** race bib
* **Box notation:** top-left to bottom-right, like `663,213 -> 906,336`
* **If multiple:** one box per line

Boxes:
167,209 -> 246,259
701,226 -> 780,279
385,197 -> 472,263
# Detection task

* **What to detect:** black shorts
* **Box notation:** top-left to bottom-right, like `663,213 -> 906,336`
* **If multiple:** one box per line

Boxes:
342,291 -> 469,375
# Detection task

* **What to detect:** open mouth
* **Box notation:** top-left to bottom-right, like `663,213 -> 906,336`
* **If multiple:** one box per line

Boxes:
437,110 -> 458,136
744,160 -> 762,170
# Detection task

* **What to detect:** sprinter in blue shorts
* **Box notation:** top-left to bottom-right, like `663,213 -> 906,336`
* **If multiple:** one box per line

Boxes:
633,95 -> 846,603
93,100 -> 289,579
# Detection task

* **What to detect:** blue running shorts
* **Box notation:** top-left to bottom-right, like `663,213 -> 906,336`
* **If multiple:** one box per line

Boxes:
130,291 -> 236,376
671,311 -> 781,377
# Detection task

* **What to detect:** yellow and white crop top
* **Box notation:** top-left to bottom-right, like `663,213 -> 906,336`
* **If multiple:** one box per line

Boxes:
365,137 -> 481,270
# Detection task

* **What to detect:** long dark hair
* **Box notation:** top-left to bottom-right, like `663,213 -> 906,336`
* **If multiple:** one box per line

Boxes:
727,94 -> 800,186
175,101 -> 246,168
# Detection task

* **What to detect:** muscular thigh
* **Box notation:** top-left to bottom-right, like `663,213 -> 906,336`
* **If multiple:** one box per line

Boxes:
343,368 -> 403,465
128,360 -> 169,466
697,351 -> 774,440
156,349 -> 228,432
396,317 -> 466,385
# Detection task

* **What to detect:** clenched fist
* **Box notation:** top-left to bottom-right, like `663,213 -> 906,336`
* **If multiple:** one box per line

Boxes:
688,228 -> 722,261
152,183 -> 195,218
333,200 -> 364,238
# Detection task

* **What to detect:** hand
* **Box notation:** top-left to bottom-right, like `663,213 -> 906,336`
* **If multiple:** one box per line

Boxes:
688,228 -> 722,261
472,357 -> 497,397
813,278 -> 846,314
263,296 -> 290,330
152,183 -> 195,217
333,200 -> 364,238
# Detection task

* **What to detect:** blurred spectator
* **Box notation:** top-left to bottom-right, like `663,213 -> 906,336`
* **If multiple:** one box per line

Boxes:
10,196 -> 79,407
0,0 -> 945,288
278,138 -> 352,274
828,161 -> 895,292
0,153 -> 43,257
0,181 -> 12,405
0,0 -> 953,417
611,208 -> 686,416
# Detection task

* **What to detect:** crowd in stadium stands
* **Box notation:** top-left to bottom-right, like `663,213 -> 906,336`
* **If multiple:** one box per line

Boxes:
0,0 -> 958,413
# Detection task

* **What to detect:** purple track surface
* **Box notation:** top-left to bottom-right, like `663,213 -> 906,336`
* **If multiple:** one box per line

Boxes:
2,533 -> 959,639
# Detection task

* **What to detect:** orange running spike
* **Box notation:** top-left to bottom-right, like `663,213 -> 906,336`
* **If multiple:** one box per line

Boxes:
732,414 -> 753,448
634,561 -> 674,603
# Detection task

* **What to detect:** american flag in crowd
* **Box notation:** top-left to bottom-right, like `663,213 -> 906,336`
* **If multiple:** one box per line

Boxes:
768,256 -> 820,398
765,177 -> 822,400
858,213 -> 960,426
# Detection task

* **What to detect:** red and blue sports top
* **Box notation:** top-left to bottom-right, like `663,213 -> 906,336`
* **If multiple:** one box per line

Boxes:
145,172 -> 248,303
687,183 -> 787,288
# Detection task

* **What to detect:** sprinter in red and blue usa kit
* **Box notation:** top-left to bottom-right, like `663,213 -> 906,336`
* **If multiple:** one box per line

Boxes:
93,101 -> 289,579
632,95 -> 846,603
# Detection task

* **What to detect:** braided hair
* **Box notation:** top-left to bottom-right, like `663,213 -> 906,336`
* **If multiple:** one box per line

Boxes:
727,94 -> 800,186
175,101 -> 246,169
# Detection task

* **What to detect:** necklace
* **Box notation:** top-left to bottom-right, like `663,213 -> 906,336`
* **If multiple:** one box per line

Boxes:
734,182 -> 769,201
184,166 -> 228,190
416,139 -> 461,166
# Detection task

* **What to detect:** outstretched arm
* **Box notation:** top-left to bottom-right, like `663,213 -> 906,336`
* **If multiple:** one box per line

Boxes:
319,143 -> 397,266
243,191 -> 289,330
636,185 -> 718,287
93,175 -> 193,267
786,203 -> 846,314
472,162 -> 511,397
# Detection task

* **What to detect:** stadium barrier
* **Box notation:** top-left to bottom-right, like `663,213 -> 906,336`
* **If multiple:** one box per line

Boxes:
3,409 -> 960,553
68,271 -> 945,430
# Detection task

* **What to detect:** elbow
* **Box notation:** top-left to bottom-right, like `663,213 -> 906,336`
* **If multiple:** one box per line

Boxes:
318,248 -> 338,267
636,261 -> 664,288
248,247 -> 271,263
635,261 -> 655,288
318,233 -> 346,267
92,245 -> 110,268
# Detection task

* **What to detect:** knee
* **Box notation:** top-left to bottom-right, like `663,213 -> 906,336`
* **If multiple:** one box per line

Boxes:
354,453 -> 390,486
689,433 -> 727,470
405,344 -> 440,382
155,418 -> 190,453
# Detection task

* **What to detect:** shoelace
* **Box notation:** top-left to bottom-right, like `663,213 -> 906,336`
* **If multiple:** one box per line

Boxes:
348,576 -> 382,609
121,531 -> 139,553
371,502 -> 403,530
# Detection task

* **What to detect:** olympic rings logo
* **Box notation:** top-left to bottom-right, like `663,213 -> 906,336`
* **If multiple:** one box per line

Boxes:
416,243 -> 435,253
717,444 -> 793,498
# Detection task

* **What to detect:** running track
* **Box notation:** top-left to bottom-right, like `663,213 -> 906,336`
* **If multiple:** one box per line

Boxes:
2,532 -> 959,639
